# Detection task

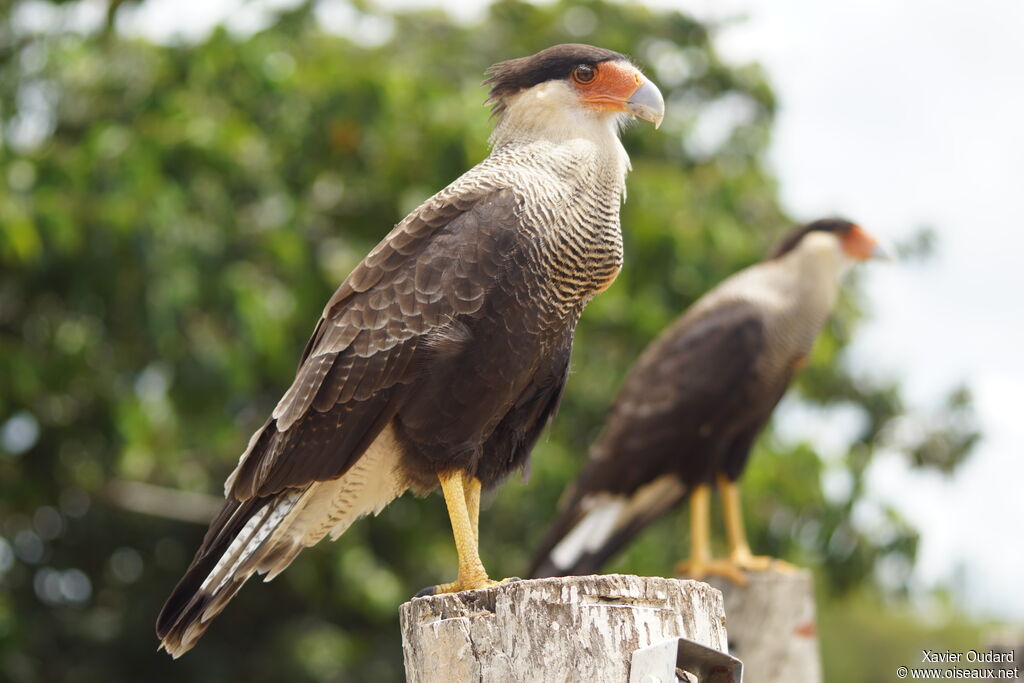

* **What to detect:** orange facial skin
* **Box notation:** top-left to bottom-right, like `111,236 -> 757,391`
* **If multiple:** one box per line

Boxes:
573,60 -> 646,113
842,224 -> 883,260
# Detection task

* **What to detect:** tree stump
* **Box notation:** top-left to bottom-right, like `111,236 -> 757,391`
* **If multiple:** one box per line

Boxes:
705,569 -> 822,683
399,574 -> 728,683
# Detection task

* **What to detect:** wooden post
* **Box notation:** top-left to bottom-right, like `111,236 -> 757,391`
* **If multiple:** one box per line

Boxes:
400,574 -> 728,683
705,569 -> 822,683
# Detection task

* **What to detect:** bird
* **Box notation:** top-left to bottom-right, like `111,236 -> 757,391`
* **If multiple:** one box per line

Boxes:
529,219 -> 885,583
155,43 -> 665,657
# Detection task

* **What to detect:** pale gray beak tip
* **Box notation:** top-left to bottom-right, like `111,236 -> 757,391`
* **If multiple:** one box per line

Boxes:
626,79 -> 665,129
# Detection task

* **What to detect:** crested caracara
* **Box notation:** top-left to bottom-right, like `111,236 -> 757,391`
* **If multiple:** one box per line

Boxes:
529,219 -> 884,583
156,43 -> 664,657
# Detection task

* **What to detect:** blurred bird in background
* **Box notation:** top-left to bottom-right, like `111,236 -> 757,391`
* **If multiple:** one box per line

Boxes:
530,219 -> 885,583
155,43 -> 664,657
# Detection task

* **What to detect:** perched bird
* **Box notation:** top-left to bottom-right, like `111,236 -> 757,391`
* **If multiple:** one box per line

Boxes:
156,43 -> 664,657
529,219 -> 884,582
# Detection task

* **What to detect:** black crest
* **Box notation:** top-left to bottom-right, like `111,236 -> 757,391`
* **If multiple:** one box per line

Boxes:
483,43 -> 626,116
768,218 -> 856,259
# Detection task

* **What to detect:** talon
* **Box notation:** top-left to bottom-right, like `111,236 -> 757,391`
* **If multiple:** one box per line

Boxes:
729,550 -> 799,575
675,558 -> 749,586
422,574 -> 508,596
414,585 -> 439,598
451,580 -> 499,593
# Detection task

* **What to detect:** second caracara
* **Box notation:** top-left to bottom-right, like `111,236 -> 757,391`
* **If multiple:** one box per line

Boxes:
156,44 -> 664,657
530,219 -> 884,582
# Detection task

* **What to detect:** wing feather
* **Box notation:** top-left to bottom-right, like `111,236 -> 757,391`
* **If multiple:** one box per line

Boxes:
585,299 -> 768,491
226,186 -> 517,501
160,167 -> 527,657
529,299 -> 769,576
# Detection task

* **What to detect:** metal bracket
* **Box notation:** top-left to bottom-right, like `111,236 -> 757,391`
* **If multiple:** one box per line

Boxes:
630,636 -> 743,683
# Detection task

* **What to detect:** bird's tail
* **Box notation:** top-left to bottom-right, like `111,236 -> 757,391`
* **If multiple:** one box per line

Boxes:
529,474 -> 687,578
155,489 -> 307,658
156,434 -> 409,658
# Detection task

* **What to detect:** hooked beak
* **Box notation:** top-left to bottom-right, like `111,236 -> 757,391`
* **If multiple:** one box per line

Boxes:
625,79 -> 665,129
843,225 -> 889,261
577,61 -> 665,129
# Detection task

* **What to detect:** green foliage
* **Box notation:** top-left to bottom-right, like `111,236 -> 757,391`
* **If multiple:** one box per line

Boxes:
819,591 -> 997,683
0,1 -> 979,681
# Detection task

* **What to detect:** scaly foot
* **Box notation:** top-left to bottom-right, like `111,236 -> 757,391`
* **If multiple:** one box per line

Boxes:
675,553 -> 797,586
414,576 -> 521,598
674,557 -> 749,586
729,549 -> 798,575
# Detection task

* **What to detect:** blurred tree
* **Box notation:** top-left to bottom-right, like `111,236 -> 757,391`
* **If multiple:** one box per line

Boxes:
0,0 -> 979,681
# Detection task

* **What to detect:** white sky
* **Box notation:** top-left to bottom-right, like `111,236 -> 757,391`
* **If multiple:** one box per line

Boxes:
69,0 -> 1024,620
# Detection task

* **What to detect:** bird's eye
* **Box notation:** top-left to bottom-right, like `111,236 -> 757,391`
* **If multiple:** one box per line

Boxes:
572,64 -> 596,84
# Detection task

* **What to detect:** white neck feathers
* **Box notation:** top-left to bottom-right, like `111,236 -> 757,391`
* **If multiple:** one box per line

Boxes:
717,231 -> 851,316
488,81 -> 630,180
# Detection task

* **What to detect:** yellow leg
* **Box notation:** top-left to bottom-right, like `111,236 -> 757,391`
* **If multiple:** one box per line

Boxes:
420,471 -> 501,596
465,474 -> 481,545
688,484 -> 712,567
718,474 -> 796,576
675,484 -> 747,584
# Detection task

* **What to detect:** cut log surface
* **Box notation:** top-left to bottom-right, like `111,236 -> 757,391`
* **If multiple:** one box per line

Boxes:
399,574 -> 728,683
706,569 -> 822,683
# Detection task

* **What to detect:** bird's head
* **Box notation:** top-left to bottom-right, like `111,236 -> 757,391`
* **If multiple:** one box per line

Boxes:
769,218 -> 888,267
484,44 -> 664,145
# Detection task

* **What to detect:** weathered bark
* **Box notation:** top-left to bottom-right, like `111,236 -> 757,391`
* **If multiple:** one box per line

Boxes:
400,574 -> 728,683
706,569 -> 821,683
